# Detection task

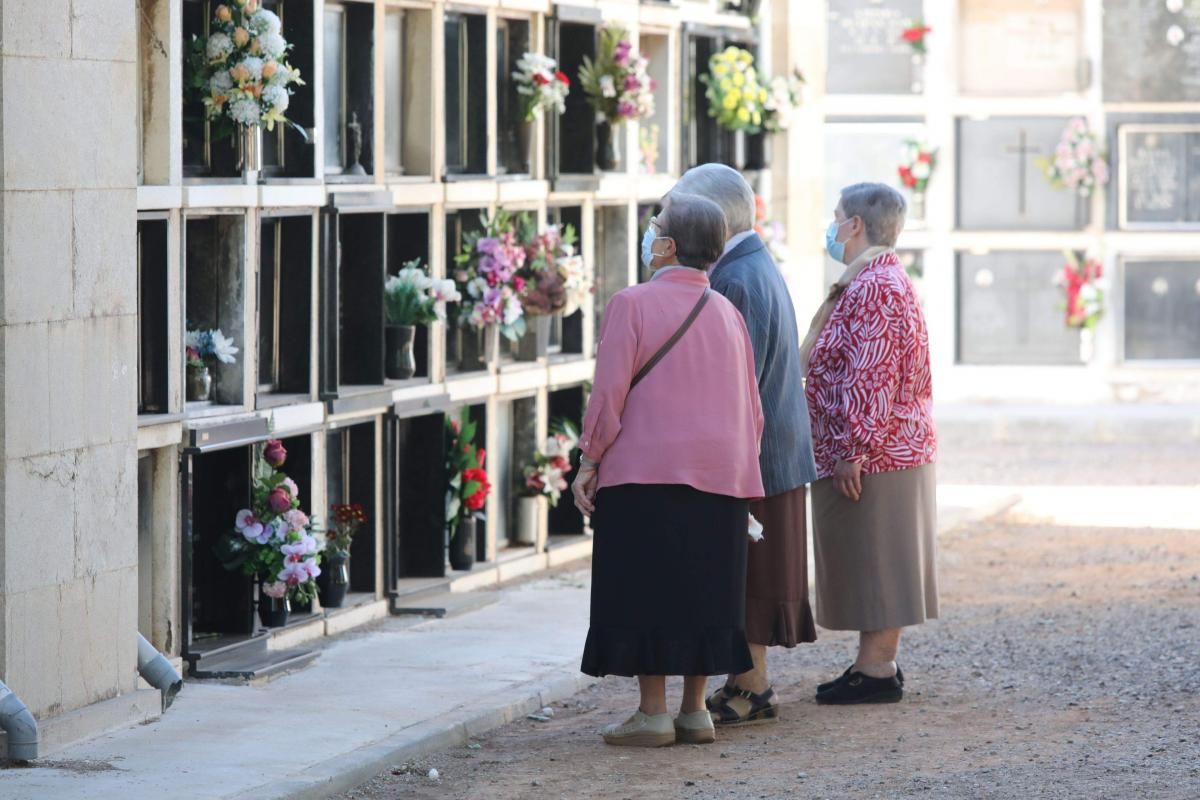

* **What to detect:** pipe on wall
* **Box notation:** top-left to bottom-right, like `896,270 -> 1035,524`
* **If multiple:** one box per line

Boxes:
136,634 -> 183,710
0,680 -> 38,761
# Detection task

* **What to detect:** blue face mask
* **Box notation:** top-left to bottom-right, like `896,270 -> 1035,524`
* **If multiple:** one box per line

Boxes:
825,219 -> 849,264
641,225 -> 661,269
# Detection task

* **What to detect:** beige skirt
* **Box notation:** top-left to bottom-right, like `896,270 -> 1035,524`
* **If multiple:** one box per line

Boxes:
811,463 -> 939,632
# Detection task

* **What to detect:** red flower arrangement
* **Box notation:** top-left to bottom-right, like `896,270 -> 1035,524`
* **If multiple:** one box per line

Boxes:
1056,250 -> 1105,330
901,20 -> 931,55
327,503 -> 367,555
446,409 -> 491,527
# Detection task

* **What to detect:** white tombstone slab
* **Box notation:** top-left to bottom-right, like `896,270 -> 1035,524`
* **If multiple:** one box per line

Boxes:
958,0 -> 1085,95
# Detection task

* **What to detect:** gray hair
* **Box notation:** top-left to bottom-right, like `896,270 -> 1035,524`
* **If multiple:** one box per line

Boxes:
661,193 -> 728,271
839,182 -> 907,247
674,163 -> 756,235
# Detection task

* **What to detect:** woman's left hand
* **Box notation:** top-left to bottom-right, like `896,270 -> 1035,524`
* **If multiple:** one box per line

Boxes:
572,461 -> 600,516
833,459 -> 863,502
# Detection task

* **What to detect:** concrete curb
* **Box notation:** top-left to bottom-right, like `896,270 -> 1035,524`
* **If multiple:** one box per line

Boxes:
231,669 -> 598,800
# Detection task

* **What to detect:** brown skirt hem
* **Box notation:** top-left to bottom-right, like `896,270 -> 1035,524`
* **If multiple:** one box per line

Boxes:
744,600 -> 818,648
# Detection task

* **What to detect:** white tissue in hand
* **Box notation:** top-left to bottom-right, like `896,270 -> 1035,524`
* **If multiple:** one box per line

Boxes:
748,514 -> 764,542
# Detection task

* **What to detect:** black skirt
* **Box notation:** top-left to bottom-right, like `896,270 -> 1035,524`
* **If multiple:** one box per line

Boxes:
580,483 -> 753,678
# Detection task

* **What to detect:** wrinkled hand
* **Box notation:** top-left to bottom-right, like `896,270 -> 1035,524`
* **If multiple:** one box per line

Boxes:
572,461 -> 600,517
834,459 -> 863,502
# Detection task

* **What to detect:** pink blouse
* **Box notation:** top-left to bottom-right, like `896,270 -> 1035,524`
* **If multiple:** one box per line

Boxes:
580,268 -> 765,500
805,250 -> 937,480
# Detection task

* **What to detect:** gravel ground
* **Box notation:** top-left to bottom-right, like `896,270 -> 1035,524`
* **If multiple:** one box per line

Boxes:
340,442 -> 1200,800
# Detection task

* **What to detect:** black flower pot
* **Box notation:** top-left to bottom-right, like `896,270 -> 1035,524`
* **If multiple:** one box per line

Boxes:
385,324 -> 417,380
449,518 -> 476,571
257,582 -> 291,628
316,552 -> 350,609
596,120 -> 620,172
515,315 -> 551,362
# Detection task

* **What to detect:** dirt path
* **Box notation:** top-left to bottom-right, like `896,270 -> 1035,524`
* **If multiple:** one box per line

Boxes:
341,442 -> 1200,800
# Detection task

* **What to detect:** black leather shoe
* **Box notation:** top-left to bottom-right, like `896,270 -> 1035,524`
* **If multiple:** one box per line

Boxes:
815,671 -> 903,705
817,665 -> 904,694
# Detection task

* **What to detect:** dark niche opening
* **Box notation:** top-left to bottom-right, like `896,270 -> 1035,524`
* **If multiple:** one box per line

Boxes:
497,17 -> 532,176
327,420 -> 379,594
257,214 -> 313,401
185,214 -> 247,408
138,217 -> 170,415
324,1 -> 375,180
553,20 -> 598,179
388,411 -> 449,579
337,212 -> 386,387
444,12 -> 489,177
548,384 -> 587,536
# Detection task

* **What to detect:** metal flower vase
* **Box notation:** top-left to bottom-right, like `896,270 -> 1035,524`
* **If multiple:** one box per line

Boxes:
186,364 -> 213,402
385,324 -> 417,380
459,325 -> 500,372
596,120 -> 620,172
514,496 -> 542,546
238,124 -> 263,185
515,315 -> 551,362
449,518 -> 476,571
257,582 -> 290,628
316,552 -> 350,609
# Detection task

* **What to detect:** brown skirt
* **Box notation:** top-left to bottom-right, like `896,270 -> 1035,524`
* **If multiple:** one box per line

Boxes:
811,463 -> 939,632
745,486 -> 818,647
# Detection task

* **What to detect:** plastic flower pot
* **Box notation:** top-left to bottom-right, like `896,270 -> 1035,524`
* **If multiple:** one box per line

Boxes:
316,552 -> 350,609
257,582 -> 290,628
595,120 -> 620,172
460,325 -> 499,372
186,364 -> 213,402
449,518 -> 476,571
514,495 -> 541,546
515,315 -> 551,362
385,324 -> 417,380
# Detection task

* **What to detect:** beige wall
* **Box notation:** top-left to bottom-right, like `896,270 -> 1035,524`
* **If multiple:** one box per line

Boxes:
1,0 -> 140,716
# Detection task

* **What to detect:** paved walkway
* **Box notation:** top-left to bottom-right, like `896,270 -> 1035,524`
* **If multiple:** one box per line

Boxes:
0,574 -> 592,800
0,484 -> 1021,800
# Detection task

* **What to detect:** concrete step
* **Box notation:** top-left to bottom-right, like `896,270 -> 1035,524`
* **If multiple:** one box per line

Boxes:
190,643 -> 320,683
390,588 -> 500,618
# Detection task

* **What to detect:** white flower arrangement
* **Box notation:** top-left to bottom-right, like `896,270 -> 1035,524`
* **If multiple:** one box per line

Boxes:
188,1 -> 305,135
513,52 -> 571,123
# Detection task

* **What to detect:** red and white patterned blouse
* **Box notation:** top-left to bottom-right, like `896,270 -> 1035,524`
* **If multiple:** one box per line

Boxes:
805,250 -> 937,480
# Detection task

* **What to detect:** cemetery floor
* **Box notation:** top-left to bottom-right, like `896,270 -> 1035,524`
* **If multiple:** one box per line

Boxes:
342,444 -> 1200,800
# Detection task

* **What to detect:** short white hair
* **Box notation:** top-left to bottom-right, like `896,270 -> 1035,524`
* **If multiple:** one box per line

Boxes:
839,183 -> 907,247
674,163 -> 756,235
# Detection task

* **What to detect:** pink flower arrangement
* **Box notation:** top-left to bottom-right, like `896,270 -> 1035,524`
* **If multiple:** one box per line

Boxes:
453,210 -> 530,341
518,224 -> 589,317
1040,118 -> 1108,198
220,439 -> 323,605
519,422 -> 579,507
578,26 -> 655,125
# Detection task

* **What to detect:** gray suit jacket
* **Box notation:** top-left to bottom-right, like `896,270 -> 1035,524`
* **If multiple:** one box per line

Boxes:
709,234 -> 818,495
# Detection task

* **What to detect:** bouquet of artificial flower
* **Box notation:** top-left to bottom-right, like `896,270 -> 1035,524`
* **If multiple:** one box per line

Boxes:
898,140 -> 938,194
187,0 -> 306,137
901,20 -> 931,55
453,211 -> 529,341
520,422 -> 579,507
702,47 -> 768,133
217,439 -> 323,603
578,26 -> 656,125
445,410 -> 491,529
514,52 -> 571,122
762,70 -> 805,133
384,259 -> 461,327
186,327 -> 239,367
1040,118 -> 1109,198
1056,250 -> 1105,330
518,223 -> 586,317
326,503 -> 366,557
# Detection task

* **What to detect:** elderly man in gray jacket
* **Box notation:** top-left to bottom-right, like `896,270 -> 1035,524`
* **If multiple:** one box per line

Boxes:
675,164 -> 819,725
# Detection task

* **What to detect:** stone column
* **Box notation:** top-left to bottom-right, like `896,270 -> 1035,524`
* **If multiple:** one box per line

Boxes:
1,0 -> 140,720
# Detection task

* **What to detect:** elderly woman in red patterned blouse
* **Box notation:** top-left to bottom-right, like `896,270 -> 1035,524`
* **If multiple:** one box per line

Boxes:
799,182 -> 938,705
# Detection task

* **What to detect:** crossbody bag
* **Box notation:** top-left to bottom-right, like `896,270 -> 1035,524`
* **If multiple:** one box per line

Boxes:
629,288 -> 712,389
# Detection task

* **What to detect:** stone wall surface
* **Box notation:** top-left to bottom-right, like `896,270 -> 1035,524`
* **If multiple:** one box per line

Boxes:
0,0 -> 139,718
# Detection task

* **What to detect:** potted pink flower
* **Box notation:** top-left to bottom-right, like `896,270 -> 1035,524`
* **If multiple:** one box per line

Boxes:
578,26 -> 655,170
514,422 -> 579,545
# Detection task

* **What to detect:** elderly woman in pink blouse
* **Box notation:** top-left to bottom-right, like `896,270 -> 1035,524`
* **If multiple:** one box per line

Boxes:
572,193 -> 764,748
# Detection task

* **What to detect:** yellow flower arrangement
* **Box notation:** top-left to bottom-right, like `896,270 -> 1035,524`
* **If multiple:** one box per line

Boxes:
701,47 -> 767,133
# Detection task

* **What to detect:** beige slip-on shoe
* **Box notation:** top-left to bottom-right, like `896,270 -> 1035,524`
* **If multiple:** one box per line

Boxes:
601,710 -> 675,747
674,710 -> 716,744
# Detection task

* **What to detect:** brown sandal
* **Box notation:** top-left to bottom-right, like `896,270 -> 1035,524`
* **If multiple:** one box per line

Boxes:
709,686 -> 779,726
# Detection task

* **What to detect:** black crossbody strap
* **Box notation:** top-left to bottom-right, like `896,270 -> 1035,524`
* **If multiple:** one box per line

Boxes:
630,288 -> 712,389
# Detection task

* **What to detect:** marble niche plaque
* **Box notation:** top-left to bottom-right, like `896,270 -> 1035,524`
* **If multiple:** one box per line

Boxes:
1103,0 -> 1200,102
957,117 -> 1088,230
957,251 -> 1082,365
1117,124 -> 1200,229
958,0 -> 1085,95
1122,258 -> 1200,360
824,121 -> 926,219
826,0 -> 924,94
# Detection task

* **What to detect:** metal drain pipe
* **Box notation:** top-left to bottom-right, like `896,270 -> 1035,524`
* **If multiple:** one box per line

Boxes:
0,680 -> 38,761
137,634 -> 184,710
